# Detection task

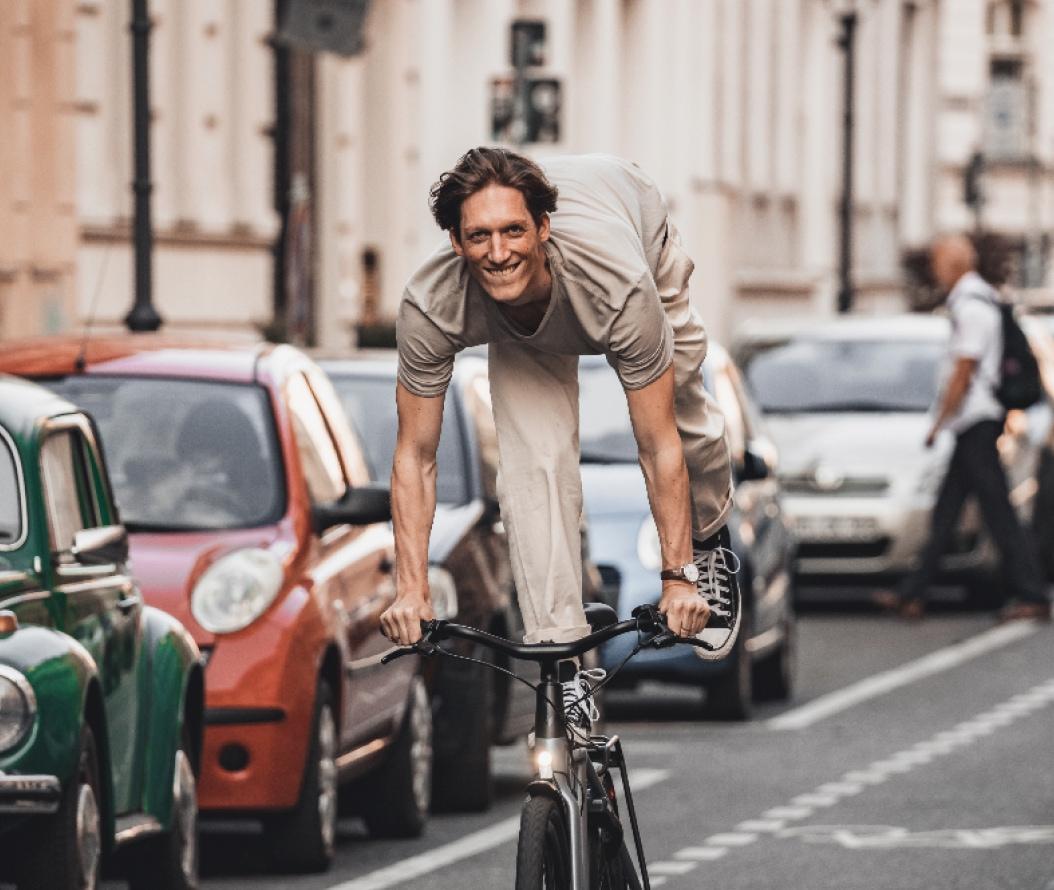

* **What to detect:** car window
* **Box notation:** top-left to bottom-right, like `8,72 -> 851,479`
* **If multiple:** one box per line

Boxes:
43,376 -> 285,531
0,430 -> 22,545
40,430 -> 93,556
741,339 -> 943,413
330,373 -> 469,505
286,373 -> 347,504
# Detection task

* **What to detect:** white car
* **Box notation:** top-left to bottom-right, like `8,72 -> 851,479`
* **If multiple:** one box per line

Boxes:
733,314 -> 1048,603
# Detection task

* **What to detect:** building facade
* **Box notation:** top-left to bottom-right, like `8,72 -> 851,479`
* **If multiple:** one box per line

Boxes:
2,0 -> 1053,346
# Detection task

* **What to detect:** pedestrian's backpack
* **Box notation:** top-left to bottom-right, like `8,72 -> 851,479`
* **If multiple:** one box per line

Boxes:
985,297 -> 1042,410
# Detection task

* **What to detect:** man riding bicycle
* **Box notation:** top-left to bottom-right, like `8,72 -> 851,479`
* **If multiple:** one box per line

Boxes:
381,148 -> 738,735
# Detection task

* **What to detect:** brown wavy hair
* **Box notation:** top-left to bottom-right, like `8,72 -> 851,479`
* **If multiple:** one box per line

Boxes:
429,147 -> 559,239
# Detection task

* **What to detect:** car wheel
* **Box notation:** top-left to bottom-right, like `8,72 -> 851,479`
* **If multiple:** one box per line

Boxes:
432,654 -> 493,813
702,612 -> 752,721
19,724 -> 103,890
127,729 -> 199,890
363,675 -> 433,838
264,681 -> 338,873
752,616 -> 796,703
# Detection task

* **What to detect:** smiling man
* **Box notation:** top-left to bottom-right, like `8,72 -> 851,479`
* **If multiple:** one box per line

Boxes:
382,148 -> 737,735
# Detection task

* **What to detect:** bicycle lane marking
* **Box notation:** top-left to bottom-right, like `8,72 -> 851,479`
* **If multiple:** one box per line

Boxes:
326,768 -> 671,890
767,620 -> 1039,731
648,675 -> 1054,884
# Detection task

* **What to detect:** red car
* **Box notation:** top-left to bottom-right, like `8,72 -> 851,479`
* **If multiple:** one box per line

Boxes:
0,336 -> 431,873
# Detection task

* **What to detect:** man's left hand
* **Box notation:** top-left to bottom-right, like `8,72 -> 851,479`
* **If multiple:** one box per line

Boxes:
659,583 -> 710,637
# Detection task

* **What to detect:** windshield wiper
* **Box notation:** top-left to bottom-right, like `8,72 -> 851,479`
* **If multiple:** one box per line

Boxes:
764,401 -> 924,414
580,450 -> 637,464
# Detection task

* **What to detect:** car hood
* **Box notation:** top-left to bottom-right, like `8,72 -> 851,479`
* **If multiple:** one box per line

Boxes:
128,524 -> 288,643
581,463 -> 649,518
764,412 -> 950,482
430,501 -> 486,564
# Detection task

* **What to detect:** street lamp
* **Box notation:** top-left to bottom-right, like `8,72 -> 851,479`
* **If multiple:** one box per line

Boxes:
125,0 -> 162,332
827,0 -> 858,314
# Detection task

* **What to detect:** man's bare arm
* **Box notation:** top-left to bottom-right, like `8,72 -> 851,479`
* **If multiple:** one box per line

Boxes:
382,382 -> 444,644
624,365 -> 710,636
926,356 -> 978,446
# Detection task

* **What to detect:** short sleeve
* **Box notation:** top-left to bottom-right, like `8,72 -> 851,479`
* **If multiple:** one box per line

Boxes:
952,299 -> 999,360
396,298 -> 457,397
608,278 -> 674,390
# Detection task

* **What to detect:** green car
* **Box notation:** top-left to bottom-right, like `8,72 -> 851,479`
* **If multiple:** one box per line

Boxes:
0,376 -> 204,890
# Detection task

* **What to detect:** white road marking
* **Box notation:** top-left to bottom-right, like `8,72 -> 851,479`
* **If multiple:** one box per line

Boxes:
657,675 -> 1054,883
325,769 -> 670,890
736,819 -> 786,832
675,846 -> 729,861
703,832 -> 757,846
767,620 -> 1039,730
649,861 -> 698,875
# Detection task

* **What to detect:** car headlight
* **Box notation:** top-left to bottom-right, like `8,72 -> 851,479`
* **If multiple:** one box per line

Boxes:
427,566 -> 458,620
0,666 -> 36,753
191,548 -> 284,634
636,516 -> 662,571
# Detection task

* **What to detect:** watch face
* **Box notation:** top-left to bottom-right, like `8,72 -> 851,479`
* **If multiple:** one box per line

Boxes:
683,563 -> 700,584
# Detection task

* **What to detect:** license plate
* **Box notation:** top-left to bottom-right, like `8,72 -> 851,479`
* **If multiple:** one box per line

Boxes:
792,515 -> 881,541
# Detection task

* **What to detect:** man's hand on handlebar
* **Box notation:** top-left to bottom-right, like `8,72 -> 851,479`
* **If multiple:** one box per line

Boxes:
658,581 -> 710,637
381,593 -> 435,645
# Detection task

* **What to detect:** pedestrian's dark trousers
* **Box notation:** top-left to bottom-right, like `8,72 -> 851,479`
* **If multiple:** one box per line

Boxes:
902,419 -> 1047,604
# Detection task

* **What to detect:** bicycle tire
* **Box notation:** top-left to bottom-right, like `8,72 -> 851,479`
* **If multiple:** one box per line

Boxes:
515,795 -> 572,890
590,771 -> 631,890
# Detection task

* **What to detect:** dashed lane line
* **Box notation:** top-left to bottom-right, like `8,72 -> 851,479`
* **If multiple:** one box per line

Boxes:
767,620 -> 1040,730
652,675 -> 1054,885
325,769 -> 670,890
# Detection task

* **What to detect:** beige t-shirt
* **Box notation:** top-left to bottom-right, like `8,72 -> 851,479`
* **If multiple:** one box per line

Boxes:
397,154 -> 689,397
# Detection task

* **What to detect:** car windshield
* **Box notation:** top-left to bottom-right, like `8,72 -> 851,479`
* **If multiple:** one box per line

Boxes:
741,339 -> 943,414
579,362 -> 638,463
0,432 -> 21,544
42,377 -> 284,531
329,374 -> 468,505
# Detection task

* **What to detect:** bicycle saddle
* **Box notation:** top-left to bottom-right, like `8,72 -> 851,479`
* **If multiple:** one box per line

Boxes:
584,602 -> 618,631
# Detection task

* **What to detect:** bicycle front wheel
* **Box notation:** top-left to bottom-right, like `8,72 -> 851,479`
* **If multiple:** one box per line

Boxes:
515,795 -> 572,890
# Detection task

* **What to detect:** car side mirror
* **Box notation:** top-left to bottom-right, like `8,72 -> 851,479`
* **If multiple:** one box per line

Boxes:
312,483 -> 392,533
740,441 -> 774,483
71,525 -> 129,566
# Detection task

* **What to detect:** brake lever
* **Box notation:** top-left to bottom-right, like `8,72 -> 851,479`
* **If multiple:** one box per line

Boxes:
380,619 -> 446,665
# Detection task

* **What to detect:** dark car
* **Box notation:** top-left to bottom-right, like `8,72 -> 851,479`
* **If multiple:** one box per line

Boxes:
321,353 -> 535,811
0,375 -> 203,890
579,347 -> 797,720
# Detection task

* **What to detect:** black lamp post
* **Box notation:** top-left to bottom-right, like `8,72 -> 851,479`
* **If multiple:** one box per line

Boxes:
125,0 -> 162,332
833,4 -> 858,314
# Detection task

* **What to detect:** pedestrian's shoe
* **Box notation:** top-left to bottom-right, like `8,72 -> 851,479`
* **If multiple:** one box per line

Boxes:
998,600 -> 1052,623
872,590 -> 925,620
692,526 -> 742,661
561,666 -> 606,744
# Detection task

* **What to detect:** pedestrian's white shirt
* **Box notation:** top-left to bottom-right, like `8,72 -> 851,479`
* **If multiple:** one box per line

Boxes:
942,270 -> 1004,435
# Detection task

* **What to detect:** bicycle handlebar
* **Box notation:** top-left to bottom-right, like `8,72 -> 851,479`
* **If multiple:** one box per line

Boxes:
381,604 -> 711,665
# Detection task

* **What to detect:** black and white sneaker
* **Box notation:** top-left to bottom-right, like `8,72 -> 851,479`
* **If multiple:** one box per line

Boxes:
561,666 -> 606,744
692,526 -> 742,661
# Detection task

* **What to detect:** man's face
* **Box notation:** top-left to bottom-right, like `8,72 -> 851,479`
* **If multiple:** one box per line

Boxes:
451,184 -> 550,305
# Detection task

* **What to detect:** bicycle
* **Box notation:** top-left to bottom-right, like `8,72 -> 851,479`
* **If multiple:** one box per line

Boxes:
383,602 -> 732,890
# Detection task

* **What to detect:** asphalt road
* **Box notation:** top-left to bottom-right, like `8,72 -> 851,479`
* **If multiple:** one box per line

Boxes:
108,598 -> 1054,889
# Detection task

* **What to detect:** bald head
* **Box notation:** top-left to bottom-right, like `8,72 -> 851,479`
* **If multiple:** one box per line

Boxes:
930,233 -> 977,292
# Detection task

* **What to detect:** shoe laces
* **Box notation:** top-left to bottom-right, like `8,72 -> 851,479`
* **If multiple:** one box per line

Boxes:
695,546 -> 741,619
562,667 -> 607,726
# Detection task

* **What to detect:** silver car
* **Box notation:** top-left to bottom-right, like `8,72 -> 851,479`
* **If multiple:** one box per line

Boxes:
733,314 -> 1048,601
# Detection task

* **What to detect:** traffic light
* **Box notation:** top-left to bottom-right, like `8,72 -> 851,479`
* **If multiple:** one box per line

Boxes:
964,151 -> 985,210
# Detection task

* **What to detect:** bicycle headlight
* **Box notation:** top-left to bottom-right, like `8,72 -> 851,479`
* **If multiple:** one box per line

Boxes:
636,516 -> 662,571
191,548 -> 284,634
0,667 -> 36,753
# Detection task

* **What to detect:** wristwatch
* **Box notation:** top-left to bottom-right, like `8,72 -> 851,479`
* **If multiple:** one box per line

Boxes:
660,562 -> 699,584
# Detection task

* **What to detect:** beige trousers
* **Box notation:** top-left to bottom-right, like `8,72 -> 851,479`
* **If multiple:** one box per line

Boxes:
489,249 -> 733,644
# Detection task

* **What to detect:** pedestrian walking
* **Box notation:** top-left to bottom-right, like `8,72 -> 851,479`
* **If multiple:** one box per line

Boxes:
877,233 -> 1050,621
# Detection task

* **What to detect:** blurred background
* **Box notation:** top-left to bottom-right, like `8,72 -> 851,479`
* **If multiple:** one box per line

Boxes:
4,0 -> 1054,348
